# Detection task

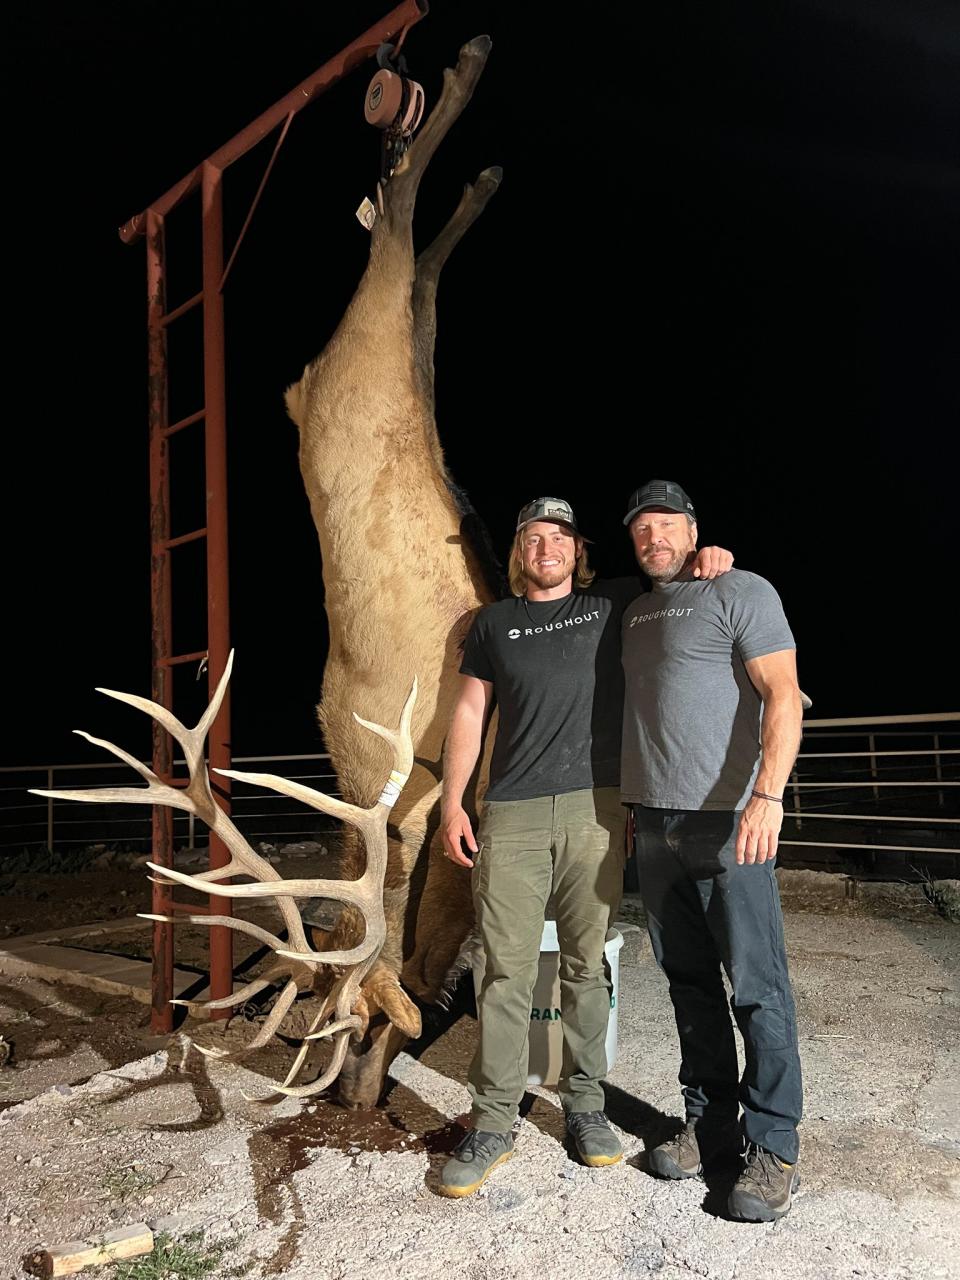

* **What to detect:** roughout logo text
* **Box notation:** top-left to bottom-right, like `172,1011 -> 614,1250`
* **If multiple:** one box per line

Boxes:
628,607 -> 694,627
507,610 -> 601,639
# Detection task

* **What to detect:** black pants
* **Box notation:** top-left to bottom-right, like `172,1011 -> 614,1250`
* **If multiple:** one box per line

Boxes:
633,805 -> 802,1164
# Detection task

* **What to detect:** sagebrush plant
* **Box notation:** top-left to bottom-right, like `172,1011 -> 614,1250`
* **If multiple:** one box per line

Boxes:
112,1231 -> 247,1279
918,870 -> 960,923
100,1164 -> 164,1201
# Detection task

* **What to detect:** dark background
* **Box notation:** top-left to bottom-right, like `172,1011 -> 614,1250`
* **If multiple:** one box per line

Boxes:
4,1 -> 957,768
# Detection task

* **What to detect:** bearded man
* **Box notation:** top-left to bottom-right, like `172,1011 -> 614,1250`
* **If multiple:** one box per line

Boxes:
621,479 -> 804,1222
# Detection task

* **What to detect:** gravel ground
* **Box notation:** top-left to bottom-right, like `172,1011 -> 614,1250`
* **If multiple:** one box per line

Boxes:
0,872 -> 958,1279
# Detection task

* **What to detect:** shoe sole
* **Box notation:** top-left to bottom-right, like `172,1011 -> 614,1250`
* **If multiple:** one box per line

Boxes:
579,1151 -> 624,1168
728,1172 -> 800,1222
437,1149 -> 514,1198
648,1153 -> 701,1180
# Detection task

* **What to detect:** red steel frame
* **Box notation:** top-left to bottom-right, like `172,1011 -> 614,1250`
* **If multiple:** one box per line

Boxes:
125,1 -> 428,1033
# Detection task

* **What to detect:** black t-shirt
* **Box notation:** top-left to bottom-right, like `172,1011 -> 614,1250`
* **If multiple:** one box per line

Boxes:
460,579 -> 640,801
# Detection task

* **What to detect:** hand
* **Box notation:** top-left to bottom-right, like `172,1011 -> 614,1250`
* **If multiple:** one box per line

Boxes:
692,545 -> 734,579
735,796 -> 782,865
441,806 -> 478,867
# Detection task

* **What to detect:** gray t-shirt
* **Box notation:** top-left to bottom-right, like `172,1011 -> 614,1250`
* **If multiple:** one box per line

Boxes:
620,569 -> 795,810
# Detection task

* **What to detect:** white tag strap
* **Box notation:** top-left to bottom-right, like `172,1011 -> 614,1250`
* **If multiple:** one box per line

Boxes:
378,769 -> 409,809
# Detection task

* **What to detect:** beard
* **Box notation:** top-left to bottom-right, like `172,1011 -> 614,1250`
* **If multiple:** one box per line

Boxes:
524,560 -> 574,591
641,547 -> 691,581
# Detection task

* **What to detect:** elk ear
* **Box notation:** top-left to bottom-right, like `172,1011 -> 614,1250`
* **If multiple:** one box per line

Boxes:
366,964 -> 422,1039
381,985 -> 422,1039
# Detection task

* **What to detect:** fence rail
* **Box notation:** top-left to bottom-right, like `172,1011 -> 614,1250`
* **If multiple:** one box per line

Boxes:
0,752 -> 339,854
2,712 -> 959,879
779,712 -> 960,875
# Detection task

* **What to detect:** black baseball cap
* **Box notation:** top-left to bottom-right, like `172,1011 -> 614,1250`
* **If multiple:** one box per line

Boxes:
623,479 -> 697,526
516,496 -> 579,533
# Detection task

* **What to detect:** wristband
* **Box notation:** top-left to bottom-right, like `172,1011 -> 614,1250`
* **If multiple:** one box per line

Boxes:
751,789 -> 783,803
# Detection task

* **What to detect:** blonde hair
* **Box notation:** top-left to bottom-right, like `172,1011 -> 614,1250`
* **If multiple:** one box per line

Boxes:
508,530 -> 596,597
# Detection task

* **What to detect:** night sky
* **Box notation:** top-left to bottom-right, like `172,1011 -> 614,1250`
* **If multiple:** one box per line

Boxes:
4,1 -> 957,770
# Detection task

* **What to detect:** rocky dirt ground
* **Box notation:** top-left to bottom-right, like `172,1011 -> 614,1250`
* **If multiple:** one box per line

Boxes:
0,859 -> 958,1279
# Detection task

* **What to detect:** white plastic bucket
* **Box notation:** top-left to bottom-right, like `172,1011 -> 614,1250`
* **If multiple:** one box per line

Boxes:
472,920 -> 624,1088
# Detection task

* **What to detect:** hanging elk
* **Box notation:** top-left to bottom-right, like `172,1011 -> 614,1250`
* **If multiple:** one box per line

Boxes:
38,34 -> 502,1105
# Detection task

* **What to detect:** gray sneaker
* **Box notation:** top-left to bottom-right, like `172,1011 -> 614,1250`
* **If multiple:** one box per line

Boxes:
438,1129 -> 514,1198
649,1119 -> 740,1180
566,1111 -> 623,1167
728,1143 -> 800,1221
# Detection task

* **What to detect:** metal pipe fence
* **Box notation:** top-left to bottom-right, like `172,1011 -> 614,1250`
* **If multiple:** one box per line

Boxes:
2,712 -> 958,879
779,713 -> 960,876
0,753 -> 339,854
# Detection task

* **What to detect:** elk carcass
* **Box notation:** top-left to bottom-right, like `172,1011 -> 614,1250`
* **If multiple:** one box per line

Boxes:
284,34 -> 501,1106
33,34 -> 501,1106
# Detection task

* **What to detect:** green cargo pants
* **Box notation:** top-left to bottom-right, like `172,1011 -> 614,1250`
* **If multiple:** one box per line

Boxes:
468,786 -> 626,1132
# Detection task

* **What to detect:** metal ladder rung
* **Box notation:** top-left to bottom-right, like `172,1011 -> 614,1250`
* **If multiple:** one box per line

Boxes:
163,527 -> 207,550
163,408 -> 206,439
161,290 -> 203,327
159,650 -> 209,668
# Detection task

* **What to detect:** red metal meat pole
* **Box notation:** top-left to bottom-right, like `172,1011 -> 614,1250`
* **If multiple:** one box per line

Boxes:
130,1 -> 429,1032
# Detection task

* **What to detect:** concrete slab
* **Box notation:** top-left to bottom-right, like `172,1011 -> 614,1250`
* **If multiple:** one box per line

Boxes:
3,918 -> 147,947
0,942 -> 221,1006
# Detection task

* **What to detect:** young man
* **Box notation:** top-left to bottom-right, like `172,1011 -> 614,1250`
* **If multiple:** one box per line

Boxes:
437,496 -> 732,1197
620,478 -> 804,1222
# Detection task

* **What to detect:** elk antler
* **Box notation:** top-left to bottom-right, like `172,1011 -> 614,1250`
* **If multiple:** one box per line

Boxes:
30,653 -> 417,1100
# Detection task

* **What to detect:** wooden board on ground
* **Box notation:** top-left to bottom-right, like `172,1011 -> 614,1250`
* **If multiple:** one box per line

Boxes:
33,1223 -> 153,1275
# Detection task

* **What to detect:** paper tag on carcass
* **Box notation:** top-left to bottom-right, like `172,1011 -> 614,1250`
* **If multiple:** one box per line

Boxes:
378,769 -> 408,808
355,197 -> 377,231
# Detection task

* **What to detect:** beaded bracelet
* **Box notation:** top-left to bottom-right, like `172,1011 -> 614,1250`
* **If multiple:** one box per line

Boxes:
751,789 -> 783,803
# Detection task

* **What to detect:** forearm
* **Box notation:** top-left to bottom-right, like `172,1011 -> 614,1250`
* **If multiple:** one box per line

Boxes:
755,689 -> 803,798
441,707 -> 484,813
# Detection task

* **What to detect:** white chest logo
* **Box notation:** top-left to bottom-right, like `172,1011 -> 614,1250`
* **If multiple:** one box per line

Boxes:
506,609 -> 602,640
628,607 -> 694,627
